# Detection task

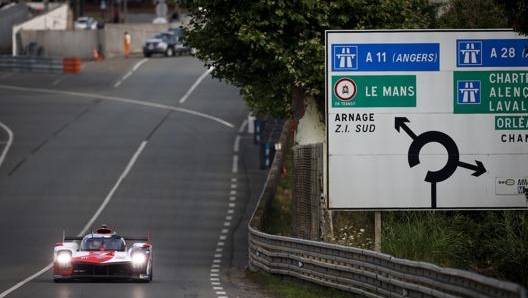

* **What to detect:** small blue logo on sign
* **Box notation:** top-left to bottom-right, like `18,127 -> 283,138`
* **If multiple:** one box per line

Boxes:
332,45 -> 358,71
457,41 -> 483,66
457,80 -> 481,104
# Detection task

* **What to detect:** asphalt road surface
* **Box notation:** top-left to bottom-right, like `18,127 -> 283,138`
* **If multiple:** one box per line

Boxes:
0,56 -> 269,298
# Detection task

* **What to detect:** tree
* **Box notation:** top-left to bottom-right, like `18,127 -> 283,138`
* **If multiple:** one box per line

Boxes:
437,0 -> 508,29
183,0 -> 438,119
499,0 -> 528,35
437,0 -> 528,35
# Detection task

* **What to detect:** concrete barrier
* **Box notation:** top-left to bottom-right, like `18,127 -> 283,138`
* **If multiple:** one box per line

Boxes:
16,23 -> 181,60
0,55 -> 82,73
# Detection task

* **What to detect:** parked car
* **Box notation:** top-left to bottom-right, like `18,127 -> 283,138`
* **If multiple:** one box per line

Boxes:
74,17 -> 98,30
168,27 -> 192,55
142,31 -> 191,57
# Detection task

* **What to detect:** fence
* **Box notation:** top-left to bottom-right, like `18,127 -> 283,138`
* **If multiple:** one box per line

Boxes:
0,55 -> 81,73
248,122 -> 527,298
292,143 -> 323,240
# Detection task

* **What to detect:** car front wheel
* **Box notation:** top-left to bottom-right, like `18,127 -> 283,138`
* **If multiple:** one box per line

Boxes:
165,48 -> 174,57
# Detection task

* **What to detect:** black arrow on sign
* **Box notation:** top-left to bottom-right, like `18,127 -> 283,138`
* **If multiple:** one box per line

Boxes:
458,160 -> 486,177
395,116 -> 487,208
395,117 -> 417,140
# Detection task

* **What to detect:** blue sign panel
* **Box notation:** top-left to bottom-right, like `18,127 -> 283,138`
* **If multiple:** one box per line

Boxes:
457,39 -> 528,67
332,43 -> 439,72
456,80 -> 481,104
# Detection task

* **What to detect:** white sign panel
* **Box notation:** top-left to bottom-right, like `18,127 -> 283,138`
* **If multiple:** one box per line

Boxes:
325,30 -> 528,209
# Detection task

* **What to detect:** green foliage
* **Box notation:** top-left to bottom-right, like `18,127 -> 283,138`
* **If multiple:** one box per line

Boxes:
183,0 -> 438,117
381,212 -> 470,268
248,271 -> 361,298
437,0 -> 508,29
331,211 -> 374,250
499,0 -> 528,34
466,211 -> 528,285
382,211 -> 528,287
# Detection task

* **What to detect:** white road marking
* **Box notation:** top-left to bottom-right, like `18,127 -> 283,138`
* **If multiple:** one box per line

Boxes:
238,119 -> 247,134
114,59 -> 148,88
0,141 -> 147,297
0,84 -> 234,128
52,77 -> 66,86
179,67 -> 214,104
233,135 -> 240,152
79,140 -> 147,235
232,155 -> 238,174
0,264 -> 52,298
0,122 -> 13,169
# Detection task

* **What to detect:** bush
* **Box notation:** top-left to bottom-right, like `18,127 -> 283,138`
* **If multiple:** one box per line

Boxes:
381,212 -> 470,268
381,211 -> 528,287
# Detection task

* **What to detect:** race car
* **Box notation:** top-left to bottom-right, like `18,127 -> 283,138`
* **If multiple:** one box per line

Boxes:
53,225 -> 153,282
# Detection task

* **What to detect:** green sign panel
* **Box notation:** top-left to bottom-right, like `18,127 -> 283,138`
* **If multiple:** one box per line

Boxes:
453,71 -> 528,114
332,75 -> 416,108
495,115 -> 528,130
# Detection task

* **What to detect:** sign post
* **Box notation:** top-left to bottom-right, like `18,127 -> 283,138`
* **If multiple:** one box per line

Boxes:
325,30 -> 528,210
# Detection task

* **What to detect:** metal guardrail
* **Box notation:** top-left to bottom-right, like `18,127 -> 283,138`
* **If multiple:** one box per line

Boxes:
0,55 -> 81,73
248,122 -> 527,298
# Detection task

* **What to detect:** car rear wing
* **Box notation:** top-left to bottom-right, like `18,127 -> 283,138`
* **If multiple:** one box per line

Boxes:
63,235 -> 150,242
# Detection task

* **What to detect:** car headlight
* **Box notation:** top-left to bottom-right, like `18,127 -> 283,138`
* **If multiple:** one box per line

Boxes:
56,251 -> 72,266
132,252 -> 147,266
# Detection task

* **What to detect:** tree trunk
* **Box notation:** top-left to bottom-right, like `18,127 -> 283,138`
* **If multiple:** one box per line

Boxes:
292,85 -> 305,122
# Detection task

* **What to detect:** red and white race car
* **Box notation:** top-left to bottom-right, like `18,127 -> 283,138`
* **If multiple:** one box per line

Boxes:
53,225 -> 153,282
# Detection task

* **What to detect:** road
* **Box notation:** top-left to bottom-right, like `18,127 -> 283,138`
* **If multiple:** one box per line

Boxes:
0,56 -> 268,298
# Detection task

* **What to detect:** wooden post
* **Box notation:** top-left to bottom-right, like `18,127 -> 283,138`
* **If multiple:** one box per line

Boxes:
374,211 -> 382,252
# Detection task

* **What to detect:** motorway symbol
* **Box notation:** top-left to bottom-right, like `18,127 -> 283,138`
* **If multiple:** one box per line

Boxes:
395,117 -> 486,208
457,80 -> 481,104
458,41 -> 482,66
332,45 -> 358,71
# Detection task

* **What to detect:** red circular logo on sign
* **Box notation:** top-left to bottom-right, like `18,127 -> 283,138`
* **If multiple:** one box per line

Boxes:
334,78 -> 357,101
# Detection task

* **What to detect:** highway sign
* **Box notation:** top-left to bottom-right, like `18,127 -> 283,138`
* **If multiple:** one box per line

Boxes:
325,30 -> 528,210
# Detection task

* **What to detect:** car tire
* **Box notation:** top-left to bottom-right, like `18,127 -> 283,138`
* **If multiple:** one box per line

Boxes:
144,52 -> 152,58
165,48 -> 174,57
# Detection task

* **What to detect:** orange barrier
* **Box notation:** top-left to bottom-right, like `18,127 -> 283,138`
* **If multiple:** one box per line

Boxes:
63,57 -> 82,73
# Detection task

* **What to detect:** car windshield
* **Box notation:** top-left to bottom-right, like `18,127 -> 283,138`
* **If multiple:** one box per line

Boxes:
81,236 -> 125,251
154,33 -> 173,41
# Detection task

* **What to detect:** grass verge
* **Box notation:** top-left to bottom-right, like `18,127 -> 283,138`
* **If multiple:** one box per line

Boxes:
247,270 -> 361,298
